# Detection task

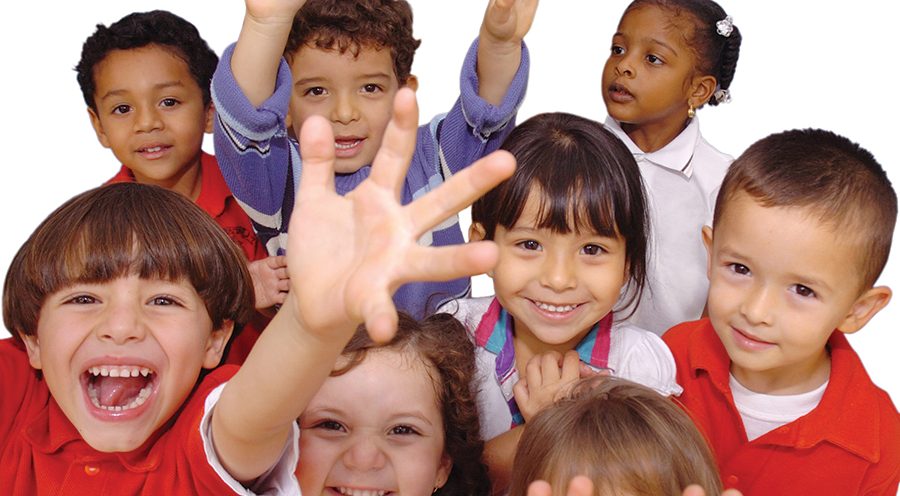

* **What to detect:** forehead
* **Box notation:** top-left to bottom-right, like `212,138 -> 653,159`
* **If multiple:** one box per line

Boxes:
93,45 -> 199,96
715,192 -> 866,289
617,5 -> 695,53
288,43 -> 397,80
314,349 -> 441,417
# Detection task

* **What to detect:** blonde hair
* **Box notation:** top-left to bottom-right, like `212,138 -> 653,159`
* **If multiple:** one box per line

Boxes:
510,376 -> 721,496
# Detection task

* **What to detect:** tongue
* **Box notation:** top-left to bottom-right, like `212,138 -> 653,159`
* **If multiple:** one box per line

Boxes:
96,376 -> 148,407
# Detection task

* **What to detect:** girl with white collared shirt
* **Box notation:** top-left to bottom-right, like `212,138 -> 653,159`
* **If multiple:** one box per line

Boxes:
601,0 -> 742,335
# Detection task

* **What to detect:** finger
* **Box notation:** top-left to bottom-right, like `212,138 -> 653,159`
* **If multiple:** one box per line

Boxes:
512,379 -> 529,404
267,255 -> 288,269
272,291 -> 287,305
540,351 -> 562,383
407,150 -> 515,235
526,480 -> 552,496
275,267 -> 290,280
368,88 -> 419,195
276,279 -> 290,292
398,241 -> 499,285
297,115 -> 337,194
681,485 -> 704,496
358,292 -> 399,344
566,476 -> 595,496
561,350 -> 581,381
525,353 -> 544,389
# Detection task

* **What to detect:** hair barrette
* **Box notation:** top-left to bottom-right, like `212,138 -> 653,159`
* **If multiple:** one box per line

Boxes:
714,88 -> 731,104
716,15 -> 734,37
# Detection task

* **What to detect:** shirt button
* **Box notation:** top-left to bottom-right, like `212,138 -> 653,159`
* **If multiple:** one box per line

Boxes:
84,464 -> 100,476
726,474 -> 739,486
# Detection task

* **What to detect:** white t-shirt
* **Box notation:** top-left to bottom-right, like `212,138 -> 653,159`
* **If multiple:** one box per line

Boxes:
729,374 -> 828,441
605,116 -> 733,336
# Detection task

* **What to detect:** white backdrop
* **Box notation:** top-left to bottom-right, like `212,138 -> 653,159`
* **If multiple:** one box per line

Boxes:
1,1 -> 897,402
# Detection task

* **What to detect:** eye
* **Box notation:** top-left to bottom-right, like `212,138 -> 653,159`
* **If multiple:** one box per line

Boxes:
160,98 -> 179,108
149,295 -> 178,306
112,104 -> 132,115
516,239 -> 542,251
314,419 -> 346,432
304,87 -> 327,97
728,263 -> 750,276
66,295 -> 98,305
581,244 -> 605,256
610,45 -> 625,56
389,424 -> 420,436
791,284 -> 816,298
361,83 -> 382,94
646,54 -> 663,65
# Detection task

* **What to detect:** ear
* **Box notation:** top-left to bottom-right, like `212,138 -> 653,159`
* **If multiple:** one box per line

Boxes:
468,222 -> 487,242
21,334 -> 42,370
202,320 -> 235,368
404,74 -> 419,92
203,102 -> 215,134
701,225 -> 714,280
689,74 -> 717,109
87,107 -> 112,149
836,286 -> 892,334
433,452 -> 452,491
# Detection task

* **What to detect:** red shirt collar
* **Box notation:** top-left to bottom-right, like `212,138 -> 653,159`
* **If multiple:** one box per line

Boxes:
687,321 -> 883,463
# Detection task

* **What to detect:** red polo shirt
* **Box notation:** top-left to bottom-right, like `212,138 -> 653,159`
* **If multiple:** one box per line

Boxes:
665,319 -> 900,495
106,153 -> 269,364
0,339 -> 243,495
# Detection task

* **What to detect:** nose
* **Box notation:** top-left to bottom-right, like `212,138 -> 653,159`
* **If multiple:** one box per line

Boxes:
614,53 -> 635,77
540,252 -> 577,291
96,298 -> 147,344
342,433 -> 387,472
331,92 -> 360,125
134,105 -> 163,133
739,283 -> 774,326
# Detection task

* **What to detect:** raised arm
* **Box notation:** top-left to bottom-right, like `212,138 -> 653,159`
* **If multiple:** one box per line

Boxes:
477,0 -> 538,105
212,88 -> 515,482
232,0 -> 305,107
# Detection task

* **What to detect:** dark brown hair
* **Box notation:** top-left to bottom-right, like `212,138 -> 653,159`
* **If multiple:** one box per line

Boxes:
285,0 -> 421,84
3,183 -> 255,342
625,0 -> 741,106
509,376 -> 722,496
714,128 -> 897,288
336,313 -> 490,495
472,112 -> 650,316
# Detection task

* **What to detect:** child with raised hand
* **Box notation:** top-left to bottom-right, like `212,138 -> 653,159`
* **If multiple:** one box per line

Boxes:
298,313 -> 490,495
665,129 -> 900,495
601,0 -> 741,335
75,10 -> 288,364
509,376 -> 722,496
213,0 -> 535,319
440,112 -> 680,490
0,87 -> 515,494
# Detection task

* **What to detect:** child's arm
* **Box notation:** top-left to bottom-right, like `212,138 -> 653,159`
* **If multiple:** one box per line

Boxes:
232,0 -> 304,107
477,0 -> 538,105
211,88 -> 515,482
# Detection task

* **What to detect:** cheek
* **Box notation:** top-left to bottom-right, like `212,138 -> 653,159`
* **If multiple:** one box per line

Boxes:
297,435 -> 335,491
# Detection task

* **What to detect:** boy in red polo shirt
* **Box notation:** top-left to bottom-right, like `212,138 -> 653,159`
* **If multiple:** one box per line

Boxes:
75,10 -> 286,363
665,129 -> 900,495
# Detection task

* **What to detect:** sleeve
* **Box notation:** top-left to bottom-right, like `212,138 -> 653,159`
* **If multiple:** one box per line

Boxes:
614,326 -> 683,397
199,382 -> 301,495
0,340 -> 35,447
212,42 -> 298,255
423,38 -> 530,178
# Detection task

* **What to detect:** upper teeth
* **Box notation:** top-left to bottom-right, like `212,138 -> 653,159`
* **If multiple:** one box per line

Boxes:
144,146 -> 162,153
336,488 -> 386,496
89,365 -> 152,378
334,140 -> 360,150
536,301 -> 577,313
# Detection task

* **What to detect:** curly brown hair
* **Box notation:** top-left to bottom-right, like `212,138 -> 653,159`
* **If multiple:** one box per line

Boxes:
336,313 -> 491,495
284,0 -> 421,83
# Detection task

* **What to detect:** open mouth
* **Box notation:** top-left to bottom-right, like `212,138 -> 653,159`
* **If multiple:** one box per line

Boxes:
83,365 -> 156,412
333,488 -> 393,496
607,83 -> 634,102
533,300 -> 579,313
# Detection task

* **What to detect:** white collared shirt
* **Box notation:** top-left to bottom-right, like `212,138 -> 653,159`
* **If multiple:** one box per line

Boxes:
605,116 -> 733,335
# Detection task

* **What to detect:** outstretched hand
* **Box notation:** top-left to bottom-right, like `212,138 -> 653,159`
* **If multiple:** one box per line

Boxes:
481,0 -> 539,46
286,87 -> 515,342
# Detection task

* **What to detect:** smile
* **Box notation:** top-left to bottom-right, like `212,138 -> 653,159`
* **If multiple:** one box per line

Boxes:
84,365 -> 156,412
335,487 -> 390,496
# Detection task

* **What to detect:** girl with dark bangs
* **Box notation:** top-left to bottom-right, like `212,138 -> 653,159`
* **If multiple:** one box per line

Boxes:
438,112 -> 681,490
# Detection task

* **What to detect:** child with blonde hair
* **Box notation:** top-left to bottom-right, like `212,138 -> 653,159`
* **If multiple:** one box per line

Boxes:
601,0 -> 741,334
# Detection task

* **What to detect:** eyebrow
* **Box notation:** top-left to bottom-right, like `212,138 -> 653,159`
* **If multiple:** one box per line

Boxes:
613,32 -> 679,57
294,72 -> 393,87
98,81 -> 186,102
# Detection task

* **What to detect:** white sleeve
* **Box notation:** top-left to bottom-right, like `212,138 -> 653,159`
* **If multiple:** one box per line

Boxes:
200,383 -> 301,495
611,324 -> 683,397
